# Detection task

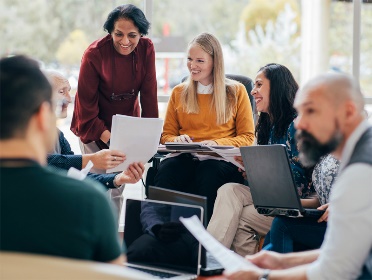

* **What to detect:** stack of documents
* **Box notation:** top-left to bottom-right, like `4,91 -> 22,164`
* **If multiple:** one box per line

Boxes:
163,142 -> 245,170
107,115 -> 163,173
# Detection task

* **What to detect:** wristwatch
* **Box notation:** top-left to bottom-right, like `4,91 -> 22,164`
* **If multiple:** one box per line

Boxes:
259,269 -> 270,280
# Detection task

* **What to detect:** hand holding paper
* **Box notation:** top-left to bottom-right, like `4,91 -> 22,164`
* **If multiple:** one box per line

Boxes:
107,115 -> 163,173
180,215 -> 257,274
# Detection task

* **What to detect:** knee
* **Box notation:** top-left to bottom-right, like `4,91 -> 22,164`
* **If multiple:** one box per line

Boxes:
216,182 -> 247,200
217,183 -> 237,196
271,217 -> 288,233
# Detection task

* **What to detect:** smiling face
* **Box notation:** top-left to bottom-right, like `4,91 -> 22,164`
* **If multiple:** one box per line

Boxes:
111,18 -> 140,56
187,44 -> 214,86
251,71 -> 270,113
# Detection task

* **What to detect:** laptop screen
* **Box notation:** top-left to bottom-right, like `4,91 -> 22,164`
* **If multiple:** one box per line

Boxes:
124,199 -> 202,274
148,186 -> 208,227
240,145 -> 303,210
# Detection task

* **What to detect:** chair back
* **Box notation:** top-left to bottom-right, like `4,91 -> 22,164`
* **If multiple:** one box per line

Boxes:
0,252 -> 153,279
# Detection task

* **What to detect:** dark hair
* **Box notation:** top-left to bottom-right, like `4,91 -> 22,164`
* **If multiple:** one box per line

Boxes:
103,4 -> 150,35
255,63 -> 298,145
0,55 -> 52,139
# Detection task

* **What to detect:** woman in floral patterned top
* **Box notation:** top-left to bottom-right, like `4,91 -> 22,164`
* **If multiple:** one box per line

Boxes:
207,63 -> 317,257
263,154 -> 340,253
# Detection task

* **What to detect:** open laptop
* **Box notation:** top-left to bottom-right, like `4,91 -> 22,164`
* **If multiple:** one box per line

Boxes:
240,144 -> 324,218
124,198 -> 203,279
148,186 -> 224,276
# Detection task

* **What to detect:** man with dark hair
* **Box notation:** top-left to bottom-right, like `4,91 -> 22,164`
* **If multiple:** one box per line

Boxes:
0,55 -> 125,265
225,73 -> 372,280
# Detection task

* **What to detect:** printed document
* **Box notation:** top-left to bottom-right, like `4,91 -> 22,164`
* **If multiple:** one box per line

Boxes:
67,160 -> 93,180
207,146 -> 244,170
163,143 -> 244,170
107,115 -> 163,173
180,215 -> 257,273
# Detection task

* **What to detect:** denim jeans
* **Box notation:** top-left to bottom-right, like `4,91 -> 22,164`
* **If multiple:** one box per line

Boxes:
263,216 -> 327,253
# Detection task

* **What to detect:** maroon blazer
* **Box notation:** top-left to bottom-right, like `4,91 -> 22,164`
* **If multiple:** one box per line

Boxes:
71,35 -> 158,144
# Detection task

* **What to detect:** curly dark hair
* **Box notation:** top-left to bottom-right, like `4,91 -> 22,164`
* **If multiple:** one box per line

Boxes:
255,63 -> 298,145
103,4 -> 150,35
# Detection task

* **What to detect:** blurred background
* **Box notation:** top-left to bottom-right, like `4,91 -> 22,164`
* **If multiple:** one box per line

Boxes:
1,0 -> 372,153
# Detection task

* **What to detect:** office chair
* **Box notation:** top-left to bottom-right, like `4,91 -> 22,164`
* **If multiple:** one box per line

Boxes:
145,74 -> 255,196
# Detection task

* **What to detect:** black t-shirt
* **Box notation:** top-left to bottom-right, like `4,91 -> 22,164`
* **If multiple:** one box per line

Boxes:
0,163 -> 123,262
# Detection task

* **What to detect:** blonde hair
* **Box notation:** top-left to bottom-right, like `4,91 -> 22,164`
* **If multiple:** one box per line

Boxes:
180,33 -> 238,125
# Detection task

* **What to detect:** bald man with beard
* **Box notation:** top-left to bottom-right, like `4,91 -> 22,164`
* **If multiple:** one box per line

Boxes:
224,73 -> 372,280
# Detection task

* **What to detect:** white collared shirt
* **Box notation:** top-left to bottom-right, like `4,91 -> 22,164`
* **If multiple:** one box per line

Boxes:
197,82 -> 213,94
307,120 -> 372,280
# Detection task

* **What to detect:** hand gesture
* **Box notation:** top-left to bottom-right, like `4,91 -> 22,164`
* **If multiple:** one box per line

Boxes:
90,149 -> 125,170
234,156 -> 247,179
114,162 -> 145,185
174,134 -> 193,143
317,203 -> 330,223
245,250 -> 285,270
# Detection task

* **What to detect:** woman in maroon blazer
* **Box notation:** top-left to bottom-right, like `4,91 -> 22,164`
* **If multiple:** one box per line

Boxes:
71,4 -> 158,158
71,4 -> 158,212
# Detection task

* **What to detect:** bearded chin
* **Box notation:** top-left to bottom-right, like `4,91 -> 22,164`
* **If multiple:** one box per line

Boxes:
297,130 -> 343,168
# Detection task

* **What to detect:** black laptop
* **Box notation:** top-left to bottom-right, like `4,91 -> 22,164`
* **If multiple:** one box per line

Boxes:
240,145 -> 324,218
148,186 -> 224,276
124,198 -> 203,279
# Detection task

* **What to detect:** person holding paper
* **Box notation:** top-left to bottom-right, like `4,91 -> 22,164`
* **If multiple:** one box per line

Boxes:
45,70 -> 145,207
154,33 -> 255,222
0,55 -> 125,265
70,4 -> 157,211
224,74 -> 372,280
71,4 -> 158,155
207,63 -> 315,257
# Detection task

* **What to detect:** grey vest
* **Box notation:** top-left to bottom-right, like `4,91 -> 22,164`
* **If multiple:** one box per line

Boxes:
345,127 -> 372,279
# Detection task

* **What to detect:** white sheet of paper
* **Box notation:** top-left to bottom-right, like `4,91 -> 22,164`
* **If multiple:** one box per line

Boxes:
107,115 -> 163,173
67,160 -> 94,181
207,146 -> 245,170
180,215 -> 256,273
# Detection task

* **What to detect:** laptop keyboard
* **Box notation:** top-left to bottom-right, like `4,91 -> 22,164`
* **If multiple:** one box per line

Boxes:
131,266 -> 180,278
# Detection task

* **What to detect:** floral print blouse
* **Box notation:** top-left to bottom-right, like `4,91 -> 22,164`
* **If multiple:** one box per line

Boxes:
268,121 -> 313,198
312,154 -> 340,205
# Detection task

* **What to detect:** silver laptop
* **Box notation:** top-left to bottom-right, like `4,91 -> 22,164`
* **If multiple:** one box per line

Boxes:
124,198 -> 203,279
240,144 -> 324,218
147,186 -> 224,276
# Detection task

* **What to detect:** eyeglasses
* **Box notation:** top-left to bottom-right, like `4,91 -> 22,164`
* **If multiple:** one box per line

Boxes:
110,89 -> 136,101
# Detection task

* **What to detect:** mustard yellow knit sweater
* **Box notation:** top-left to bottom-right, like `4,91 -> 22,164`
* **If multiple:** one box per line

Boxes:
161,83 -> 255,147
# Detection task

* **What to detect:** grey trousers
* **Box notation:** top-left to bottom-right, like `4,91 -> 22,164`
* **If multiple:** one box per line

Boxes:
79,140 -> 125,218
207,183 -> 273,256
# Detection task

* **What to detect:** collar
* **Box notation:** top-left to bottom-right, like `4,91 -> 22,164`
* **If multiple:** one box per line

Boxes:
197,82 -> 213,94
339,120 -> 371,171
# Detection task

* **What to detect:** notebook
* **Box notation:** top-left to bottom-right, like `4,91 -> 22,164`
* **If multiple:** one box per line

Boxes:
164,142 -> 234,151
124,198 -> 203,279
147,186 -> 224,276
240,145 -> 324,218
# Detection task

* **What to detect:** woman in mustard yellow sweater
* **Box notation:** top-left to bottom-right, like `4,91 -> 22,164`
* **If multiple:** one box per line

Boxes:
154,33 -> 255,221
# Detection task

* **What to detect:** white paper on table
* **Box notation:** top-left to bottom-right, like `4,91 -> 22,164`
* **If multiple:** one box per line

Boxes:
107,115 -> 163,173
207,146 -> 245,170
67,160 -> 94,181
180,215 -> 256,273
